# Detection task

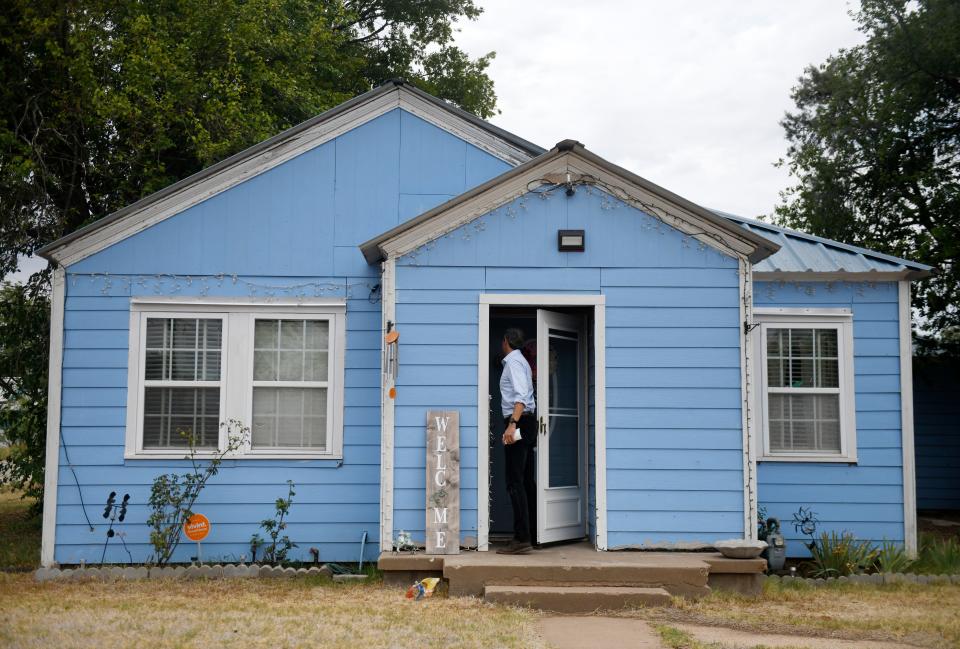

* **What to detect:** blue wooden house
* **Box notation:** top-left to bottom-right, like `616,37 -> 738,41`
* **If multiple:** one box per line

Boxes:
37,81 -> 932,566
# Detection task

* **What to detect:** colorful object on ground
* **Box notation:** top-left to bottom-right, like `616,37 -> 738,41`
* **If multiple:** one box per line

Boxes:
405,577 -> 441,600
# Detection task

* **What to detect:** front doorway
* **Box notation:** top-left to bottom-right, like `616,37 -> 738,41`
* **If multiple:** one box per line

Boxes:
486,305 -> 591,546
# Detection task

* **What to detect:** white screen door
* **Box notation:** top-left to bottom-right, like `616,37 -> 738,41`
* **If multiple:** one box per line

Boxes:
536,309 -> 587,544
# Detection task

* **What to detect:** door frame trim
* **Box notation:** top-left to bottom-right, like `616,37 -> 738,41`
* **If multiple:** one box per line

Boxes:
477,294 -> 607,551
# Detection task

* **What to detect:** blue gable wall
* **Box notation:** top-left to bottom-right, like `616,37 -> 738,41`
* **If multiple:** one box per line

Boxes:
391,187 -> 747,547
754,280 -> 905,555
55,108 -> 512,564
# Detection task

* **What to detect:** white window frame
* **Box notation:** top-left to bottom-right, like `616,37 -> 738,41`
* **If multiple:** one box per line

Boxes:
125,297 -> 346,460
753,307 -> 857,463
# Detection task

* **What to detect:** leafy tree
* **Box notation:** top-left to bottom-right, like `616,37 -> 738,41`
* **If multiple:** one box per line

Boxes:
0,0 -> 497,501
0,282 -> 50,508
776,0 -> 959,349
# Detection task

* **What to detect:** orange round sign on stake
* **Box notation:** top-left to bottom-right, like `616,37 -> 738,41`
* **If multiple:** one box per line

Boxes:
183,513 -> 210,542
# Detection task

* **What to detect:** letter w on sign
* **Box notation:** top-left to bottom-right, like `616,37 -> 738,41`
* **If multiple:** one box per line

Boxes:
426,410 -> 460,554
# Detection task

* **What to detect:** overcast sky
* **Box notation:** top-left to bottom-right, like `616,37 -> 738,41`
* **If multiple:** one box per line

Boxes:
455,0 -> 865,218
10,1 -> 865,282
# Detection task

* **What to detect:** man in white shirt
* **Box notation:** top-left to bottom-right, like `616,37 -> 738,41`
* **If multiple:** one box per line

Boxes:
497,328 -> 537,554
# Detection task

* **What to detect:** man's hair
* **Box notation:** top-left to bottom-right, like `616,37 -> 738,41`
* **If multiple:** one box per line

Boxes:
503,328 -> 525,351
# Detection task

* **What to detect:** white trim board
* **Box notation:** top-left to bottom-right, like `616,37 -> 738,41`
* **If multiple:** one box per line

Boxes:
41,267 -> 66,567
899,281 -> 917,557
379,257 -> 397,552
43,86 -> 535,268
475,294 -> 607,551
739,258 -> 758,540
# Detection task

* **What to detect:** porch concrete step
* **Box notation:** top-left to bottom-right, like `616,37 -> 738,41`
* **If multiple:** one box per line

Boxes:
443,549 -> 710,598
483,584 -> 672,613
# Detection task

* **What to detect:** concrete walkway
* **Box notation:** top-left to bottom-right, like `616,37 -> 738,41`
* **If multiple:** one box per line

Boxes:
536,617 -> 915,649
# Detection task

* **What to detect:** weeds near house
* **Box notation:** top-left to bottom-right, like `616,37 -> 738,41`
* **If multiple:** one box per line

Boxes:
147,421 -> 248,566
875,539 -> 913,574
255,480 -> 297,564
806,531 -> 879,578
914,533 -> 960,575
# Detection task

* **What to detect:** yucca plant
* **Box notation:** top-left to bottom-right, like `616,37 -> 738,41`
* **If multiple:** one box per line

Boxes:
805,531 -> 879,578
875,539 -> 913,574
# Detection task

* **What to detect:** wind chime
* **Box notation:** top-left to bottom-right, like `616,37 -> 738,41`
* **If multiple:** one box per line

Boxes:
385,322 -> 400,399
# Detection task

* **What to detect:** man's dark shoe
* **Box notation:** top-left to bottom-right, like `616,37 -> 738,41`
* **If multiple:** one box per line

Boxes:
496,540 -> 532,555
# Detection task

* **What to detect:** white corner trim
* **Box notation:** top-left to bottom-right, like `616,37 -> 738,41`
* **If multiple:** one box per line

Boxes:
47,87 -> 534,268
476,301 -> 491,551
379,257 -> 397,552
593,300 -> 608,551
739,258 -> 758,540
899,281 -> 917,557
41,266 -> 66,567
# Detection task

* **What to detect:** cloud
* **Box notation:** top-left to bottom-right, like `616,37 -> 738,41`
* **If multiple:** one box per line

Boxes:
455,0 -> 865,218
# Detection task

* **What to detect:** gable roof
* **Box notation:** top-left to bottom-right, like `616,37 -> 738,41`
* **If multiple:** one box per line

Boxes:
718,211 -> 933,280
37,80 -> 545,266
360,139 -> 781,264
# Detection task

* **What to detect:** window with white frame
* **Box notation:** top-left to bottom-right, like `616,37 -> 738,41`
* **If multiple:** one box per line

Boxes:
125,299 -> 345,459
754,309 -> 857,462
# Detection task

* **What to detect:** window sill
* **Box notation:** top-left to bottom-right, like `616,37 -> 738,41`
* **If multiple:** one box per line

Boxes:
759,454 -> 858,464
124,450 -> 343,461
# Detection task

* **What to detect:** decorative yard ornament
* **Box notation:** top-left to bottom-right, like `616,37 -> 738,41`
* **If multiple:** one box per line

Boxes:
100,491 -> 130,564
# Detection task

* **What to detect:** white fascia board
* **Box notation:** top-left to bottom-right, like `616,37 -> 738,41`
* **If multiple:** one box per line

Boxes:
899,281 -> 917,557
383,153 -> 751,263
41,267 -> 66,567
47,87 -> 533,268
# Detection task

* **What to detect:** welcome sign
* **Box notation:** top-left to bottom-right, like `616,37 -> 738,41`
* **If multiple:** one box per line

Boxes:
425,410 -> 460,554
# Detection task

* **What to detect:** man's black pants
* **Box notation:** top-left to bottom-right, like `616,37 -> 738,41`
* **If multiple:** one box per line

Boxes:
504,412 -> 537,544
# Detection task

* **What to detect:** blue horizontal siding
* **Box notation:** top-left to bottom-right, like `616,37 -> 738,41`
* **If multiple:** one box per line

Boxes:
52,106 -> 514,564
754,281 -> 905,556
392,187 -> 745,547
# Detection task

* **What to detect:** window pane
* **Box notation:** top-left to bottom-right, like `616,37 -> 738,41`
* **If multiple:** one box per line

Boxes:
788,358 -> 815,388
280,320 -> 304,349
143,318 -> 221,382
768,393 -> 841,453
817,329 -> 838,358
254,319 -> 328,384
305,321 -> 329,350
304,351 -> 329,381
817,358 -> 839,388
767,358 -> 784,388
767,329 -> 784,358
252,387 -> 327,449
143,387 -> 219,448
790,329 -> 814,358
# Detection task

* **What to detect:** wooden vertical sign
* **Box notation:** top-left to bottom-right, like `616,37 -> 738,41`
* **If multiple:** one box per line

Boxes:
426,410 -> 460,554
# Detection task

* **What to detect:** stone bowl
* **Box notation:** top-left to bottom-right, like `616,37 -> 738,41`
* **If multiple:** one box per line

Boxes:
713,539 -> 768,559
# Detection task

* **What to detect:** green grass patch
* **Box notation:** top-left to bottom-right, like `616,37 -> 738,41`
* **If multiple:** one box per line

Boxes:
0,489 -> 41,570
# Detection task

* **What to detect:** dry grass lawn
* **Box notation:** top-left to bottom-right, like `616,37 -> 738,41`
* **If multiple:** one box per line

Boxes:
0,573 -> 543,649
629,579 -> 960,648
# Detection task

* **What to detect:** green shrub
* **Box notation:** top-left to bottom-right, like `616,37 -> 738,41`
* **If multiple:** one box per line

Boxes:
913,533 -> 960,575
805,530 -> 879,578
875,539 -> 913,574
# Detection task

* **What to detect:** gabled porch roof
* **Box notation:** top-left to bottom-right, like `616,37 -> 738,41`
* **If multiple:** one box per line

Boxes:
360,139 -> 782,264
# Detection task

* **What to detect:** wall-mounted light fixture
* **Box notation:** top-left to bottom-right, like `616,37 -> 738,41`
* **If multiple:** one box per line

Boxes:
558,229 -> 585,252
